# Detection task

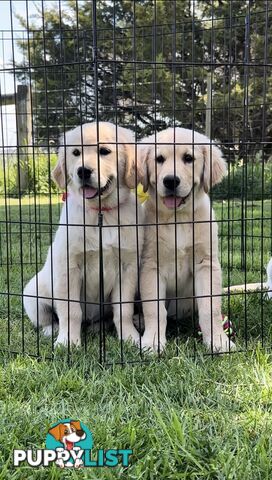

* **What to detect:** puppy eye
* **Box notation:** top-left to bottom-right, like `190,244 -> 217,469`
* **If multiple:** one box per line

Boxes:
73,148 -> 81,157
183,153 -> 194,163
156,155 -> 165,164
64,429 -> 69,434
99,147 -> 111,156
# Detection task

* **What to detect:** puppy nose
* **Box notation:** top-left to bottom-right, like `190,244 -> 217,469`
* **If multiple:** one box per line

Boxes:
77,166 -> 92,180
163,175 -> 180,191
76,429 -> 84,437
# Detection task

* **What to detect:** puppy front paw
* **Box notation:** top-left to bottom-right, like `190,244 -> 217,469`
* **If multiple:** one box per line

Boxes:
42,323 -> 58,337
55,458 -> 65,469
74,458 -> 83,469
54,333 -> 81,348
140,332 -> 166,353
120,325 -> 140,344
203,332 -> 236,353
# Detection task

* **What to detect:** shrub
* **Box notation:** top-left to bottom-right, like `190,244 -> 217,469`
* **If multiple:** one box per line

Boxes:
1,153 -> 271,200
212,159 -> 272,200
0,151 -> 59,196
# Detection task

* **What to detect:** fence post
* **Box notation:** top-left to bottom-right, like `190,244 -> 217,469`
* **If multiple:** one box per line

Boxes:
16,85 -> 32,194
205,72 -> 212,139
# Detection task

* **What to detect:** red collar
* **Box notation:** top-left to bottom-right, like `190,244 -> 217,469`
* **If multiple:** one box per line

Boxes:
61,192 -> 120,212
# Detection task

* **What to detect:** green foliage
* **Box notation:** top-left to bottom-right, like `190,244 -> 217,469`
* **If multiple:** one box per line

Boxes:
0,152 -> 58,196
13,1 -> 214,142
213,159 -> 272,200
14,0 -> 272,163
2,153 -> 270,200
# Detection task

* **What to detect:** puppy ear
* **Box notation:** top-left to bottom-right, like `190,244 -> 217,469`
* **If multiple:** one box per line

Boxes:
123,142 -> 138,189
71,420 -> 81,430
117,127 -> 139,189
48,423 -> 62,442
137,143 -> 149,193
51,134 -> 66,189
202,142 -> 226,193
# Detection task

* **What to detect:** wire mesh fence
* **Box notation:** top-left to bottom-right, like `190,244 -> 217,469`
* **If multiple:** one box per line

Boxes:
0,0 -> 272,365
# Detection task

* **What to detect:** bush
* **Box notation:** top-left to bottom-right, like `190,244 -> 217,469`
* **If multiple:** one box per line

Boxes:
0,151 -> 59,196
212,159 -> 272,200
1,153 -> 271,200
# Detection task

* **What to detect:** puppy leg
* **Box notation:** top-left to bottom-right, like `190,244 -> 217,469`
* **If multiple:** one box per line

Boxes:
140,268 -> 167,352
112,265 -> 139,343
195,259 -> 235,352
54,266 -> 82,347
23,271 -> 57,335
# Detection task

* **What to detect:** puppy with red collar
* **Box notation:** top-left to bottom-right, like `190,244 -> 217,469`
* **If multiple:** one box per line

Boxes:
23,122 -> 144,347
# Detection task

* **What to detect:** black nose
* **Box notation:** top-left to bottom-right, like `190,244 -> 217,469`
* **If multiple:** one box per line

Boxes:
163,175 -> 180,191
77,166 -> 92,181
76,429 -> 84,437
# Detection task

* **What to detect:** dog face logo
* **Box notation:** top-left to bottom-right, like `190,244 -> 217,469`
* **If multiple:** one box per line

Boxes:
48,420 -> 86,450
46,419 -> 92,468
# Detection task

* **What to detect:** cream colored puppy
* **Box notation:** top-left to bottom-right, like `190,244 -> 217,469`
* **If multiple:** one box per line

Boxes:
24,122 -> 144,346
139,127 -> 235,352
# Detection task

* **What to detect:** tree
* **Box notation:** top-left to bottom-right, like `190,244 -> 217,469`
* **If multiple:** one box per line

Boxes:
198,0 -> 272,160
15,0 -> 272,161
16,0 -> 206,144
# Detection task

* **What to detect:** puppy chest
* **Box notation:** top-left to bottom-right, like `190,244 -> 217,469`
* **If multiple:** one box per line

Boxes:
157,223 -> 192,257
143,223 -> 194,278
78,225 -> 142,253
83,247 -> 136,299
83,249 -> 118,295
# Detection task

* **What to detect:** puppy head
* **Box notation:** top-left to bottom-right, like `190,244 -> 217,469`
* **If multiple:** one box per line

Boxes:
139,127 -> 226,212
52,122 -> 139,204
48,420 -> 86,445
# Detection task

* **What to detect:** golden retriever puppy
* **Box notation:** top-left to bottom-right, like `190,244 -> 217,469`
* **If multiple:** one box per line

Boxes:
24,122 -> 144,346
138,127 -> 235,352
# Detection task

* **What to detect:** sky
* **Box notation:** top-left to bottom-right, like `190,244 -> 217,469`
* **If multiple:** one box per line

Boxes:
0,1 -> 53,149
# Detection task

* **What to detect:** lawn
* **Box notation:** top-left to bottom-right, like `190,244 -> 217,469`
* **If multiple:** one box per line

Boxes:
0,195 -> 272,479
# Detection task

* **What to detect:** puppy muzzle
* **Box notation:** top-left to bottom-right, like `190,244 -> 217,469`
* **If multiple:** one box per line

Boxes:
79,175 -> 114,200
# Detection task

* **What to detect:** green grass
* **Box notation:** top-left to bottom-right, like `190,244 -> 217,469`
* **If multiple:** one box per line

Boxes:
1,196 -> 272,478
2,350 -> 272,479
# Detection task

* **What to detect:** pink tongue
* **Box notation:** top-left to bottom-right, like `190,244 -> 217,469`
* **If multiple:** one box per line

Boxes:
65,440 -> 74,451
163,196 -> 183,208
83,186 -> 98,199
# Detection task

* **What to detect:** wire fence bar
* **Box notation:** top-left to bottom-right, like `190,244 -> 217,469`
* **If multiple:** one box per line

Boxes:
0,1 -> 272,365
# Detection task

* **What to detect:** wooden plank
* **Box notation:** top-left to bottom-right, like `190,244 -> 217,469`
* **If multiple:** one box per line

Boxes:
0,93 -> 15,106
16,85 -> 32,193
223,283 -> 268,293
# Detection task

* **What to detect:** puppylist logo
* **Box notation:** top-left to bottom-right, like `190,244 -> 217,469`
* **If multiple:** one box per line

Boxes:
13,419 -> 133,469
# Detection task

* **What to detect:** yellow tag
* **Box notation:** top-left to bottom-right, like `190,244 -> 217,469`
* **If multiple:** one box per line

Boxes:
135,184 -> 149,203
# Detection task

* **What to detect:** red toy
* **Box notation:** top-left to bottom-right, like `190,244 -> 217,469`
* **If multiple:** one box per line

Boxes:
197,315 -> 235,341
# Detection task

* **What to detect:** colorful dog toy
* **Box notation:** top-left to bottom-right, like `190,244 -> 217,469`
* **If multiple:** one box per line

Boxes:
197,314 -> 235,341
